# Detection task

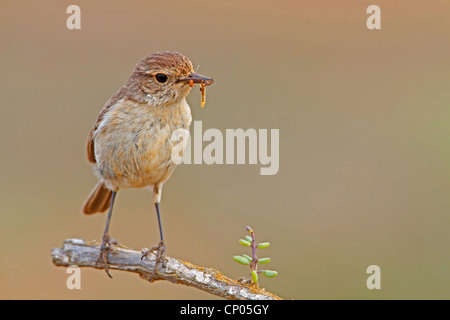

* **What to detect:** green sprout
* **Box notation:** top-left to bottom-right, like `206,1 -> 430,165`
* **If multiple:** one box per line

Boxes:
233,226 -> 278,286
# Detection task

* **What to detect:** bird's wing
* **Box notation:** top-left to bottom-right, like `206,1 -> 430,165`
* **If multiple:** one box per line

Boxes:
87,88 -> 126,164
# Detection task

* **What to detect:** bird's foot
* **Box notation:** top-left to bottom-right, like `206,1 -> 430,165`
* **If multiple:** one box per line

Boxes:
141,240 -> 167,281
96,233 -> 116,278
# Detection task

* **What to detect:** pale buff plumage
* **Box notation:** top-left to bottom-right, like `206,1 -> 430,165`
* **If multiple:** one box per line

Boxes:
81,51 -> 213,277
93,97 -> 192,200
83,51 -> 212,213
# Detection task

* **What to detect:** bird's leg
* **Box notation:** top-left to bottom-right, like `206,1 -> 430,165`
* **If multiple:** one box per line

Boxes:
153,202 -> 167,265
96,191 -> 117,278
141,184 -> 167,279
141,202 -> 167,276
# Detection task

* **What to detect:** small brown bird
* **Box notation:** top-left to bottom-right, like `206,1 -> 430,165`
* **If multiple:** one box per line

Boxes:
82,51 -> 213,277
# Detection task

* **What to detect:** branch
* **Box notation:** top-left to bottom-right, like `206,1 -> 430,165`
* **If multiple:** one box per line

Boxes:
51,239 -> 282,300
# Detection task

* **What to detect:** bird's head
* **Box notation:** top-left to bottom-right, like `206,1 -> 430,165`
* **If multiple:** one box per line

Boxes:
129,51 -> 213,106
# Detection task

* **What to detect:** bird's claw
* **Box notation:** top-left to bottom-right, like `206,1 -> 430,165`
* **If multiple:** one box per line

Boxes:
141,241 -> 167,280
96,233 -> 114,278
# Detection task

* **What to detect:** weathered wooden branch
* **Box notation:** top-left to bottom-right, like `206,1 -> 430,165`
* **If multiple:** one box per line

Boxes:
51,238 -> 282,300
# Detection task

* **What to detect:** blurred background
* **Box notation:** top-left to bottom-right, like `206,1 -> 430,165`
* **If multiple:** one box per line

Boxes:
0,0 -> 449,299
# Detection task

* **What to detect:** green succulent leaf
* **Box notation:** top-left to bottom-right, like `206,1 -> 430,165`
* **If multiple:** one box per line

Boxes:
251,270 -> 258,284
242,254 -> 253,262
257,242 -> 271,249
239,239 -> 251,247
262,270 -> 278,278
258,258 -> 271,264
245,235 -> 253,243
233,256 -> 251,265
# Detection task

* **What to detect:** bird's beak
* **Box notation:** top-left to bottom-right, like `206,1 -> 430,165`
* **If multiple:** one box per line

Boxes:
179,72 -> 214,87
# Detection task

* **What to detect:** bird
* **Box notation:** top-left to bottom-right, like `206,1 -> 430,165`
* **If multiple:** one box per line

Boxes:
81,51 -> 214,277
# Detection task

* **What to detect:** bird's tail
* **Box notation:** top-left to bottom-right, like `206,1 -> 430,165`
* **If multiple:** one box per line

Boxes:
82,182 -> 112,215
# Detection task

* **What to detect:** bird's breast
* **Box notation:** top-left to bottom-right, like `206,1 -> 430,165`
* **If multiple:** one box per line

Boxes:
93,98 -> 192,189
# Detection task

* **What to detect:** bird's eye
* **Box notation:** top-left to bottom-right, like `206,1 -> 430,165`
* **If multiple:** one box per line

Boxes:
155,73 -> 168,83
